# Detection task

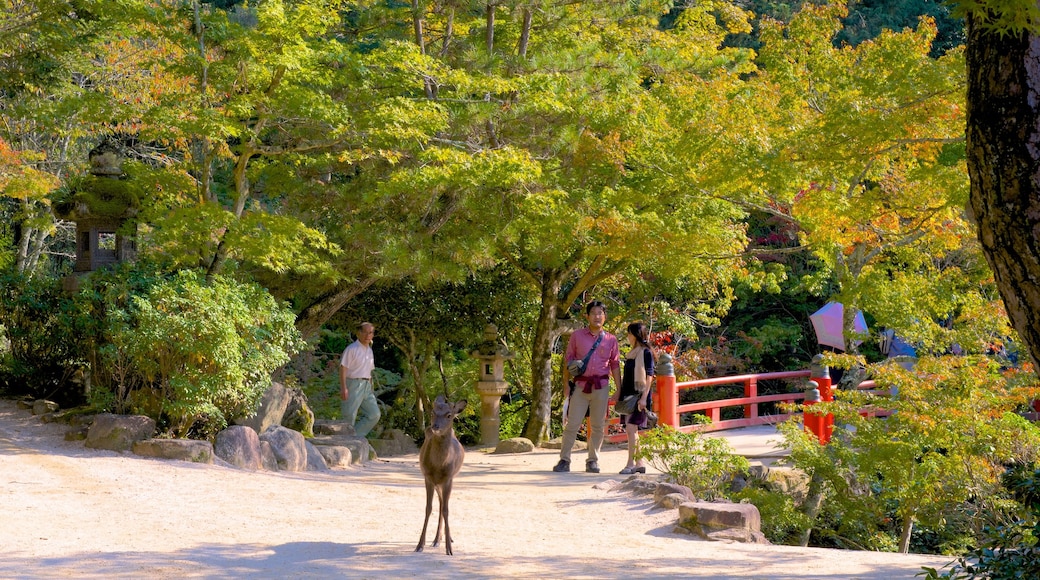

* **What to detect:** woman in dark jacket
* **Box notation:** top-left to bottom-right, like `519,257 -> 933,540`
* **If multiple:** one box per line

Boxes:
618,321 -> 655,474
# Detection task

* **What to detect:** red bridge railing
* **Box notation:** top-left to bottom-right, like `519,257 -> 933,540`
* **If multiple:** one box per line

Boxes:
602,369 -> 884,443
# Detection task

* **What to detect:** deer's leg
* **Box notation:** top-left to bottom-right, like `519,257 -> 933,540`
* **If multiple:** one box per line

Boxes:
415,480 -> 435,552
442,481 -> 454,555
431,485 -> 444,547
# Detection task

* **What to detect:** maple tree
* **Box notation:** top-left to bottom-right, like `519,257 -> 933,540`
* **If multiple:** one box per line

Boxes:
734,5 -> 1003,360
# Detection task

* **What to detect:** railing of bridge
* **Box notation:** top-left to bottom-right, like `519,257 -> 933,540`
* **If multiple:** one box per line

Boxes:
602,370 -> 884,443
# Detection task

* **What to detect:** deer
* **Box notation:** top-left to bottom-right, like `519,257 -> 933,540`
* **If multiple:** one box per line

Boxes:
415,394 -> 467,555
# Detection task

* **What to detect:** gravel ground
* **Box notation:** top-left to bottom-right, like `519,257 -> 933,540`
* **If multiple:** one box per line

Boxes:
0,399 -> 956,579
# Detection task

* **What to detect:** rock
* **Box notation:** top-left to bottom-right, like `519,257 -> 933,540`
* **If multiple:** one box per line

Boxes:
305,441 -> 330,471
657,492 -> 689,509
493,437 -> 535,454
314,420 -> 355,436
315,445 -> 353,468
214,425 -> 263,470
32,400 -> 59,416
654,482 -> 695,505
259,425 -> 308,472
235,382 -> 290,435
132,439 -> 214,464
85,414 -> 156,452
64,425 -> 89,441
260,441 -> 279,471
619,477 -> 660,496
310,433 -> 374,465
281,386 -> 315,438
677,501 -> 766,544
748,465 -> 810,503
368,429 -> 418,457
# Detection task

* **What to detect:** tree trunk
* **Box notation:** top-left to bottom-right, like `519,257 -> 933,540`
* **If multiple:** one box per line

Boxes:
798,471 -> 827,547
965,17 -> 1040,370
517,7 -> 532,58
485,2 -> 495,54
295,276 -> 377,340
898,514 -> 914,554
521,274 -> 564,445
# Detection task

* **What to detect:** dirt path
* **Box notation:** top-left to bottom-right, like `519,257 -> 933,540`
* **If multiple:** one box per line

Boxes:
0,400 -> 955,579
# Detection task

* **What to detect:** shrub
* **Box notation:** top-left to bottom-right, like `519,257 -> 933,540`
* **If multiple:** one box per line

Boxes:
635,420 -> 750,499
0,271 -> 83,405
92,268 -> 304,437
731,486 -> 812,545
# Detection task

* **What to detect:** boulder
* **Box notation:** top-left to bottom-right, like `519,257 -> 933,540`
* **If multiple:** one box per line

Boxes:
132,439 -> 214,464
235,382 -> 290,435
654,482 -> 695,506
748,465 -> 810,503
305,441 -> 330,471
260,441 -> 279,471
214,425 -> 263,470
32,400 -> 59,416
310,433 -> 374,465
259,425 -> 308,472
281,386 -> 315,438
314,420 -> 355,436
657,492 -> 689,509
367,429 -> 418,457
677,501 -> 768,544
85,414 -> 156,452
493,437 -> 535,454
315,445 -> 353,468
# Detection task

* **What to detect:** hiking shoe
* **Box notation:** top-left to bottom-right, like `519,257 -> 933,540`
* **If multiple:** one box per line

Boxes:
585,460 -> 601,473
552,459 -> 570,473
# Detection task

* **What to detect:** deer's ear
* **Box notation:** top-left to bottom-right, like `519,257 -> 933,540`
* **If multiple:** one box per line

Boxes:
453,401 -> 467,414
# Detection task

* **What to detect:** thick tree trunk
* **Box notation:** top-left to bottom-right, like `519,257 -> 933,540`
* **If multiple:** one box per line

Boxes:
295,277 -> 377,340
521,274 -> 564,445
966,18 -> 1040,369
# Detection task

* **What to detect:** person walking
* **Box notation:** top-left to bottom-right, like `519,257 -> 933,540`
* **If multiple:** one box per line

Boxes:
339,322 -> 381,437
618,321 -> 655,474
553,300 -> 622,474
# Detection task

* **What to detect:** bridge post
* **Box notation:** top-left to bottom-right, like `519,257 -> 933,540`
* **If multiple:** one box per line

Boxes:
804,354 -> 833,444
655,353 -> 678,428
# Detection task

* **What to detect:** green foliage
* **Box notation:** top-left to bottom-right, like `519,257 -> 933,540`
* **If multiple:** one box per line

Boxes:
731,485 -> 812,545
922,464 -> 1040,579
635,421 -> 750,499
85,267 -> 305,437
779,354 -> 1040,553
0,271 -> 83,404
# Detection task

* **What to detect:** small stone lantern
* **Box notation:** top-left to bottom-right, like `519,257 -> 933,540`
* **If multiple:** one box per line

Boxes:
471,324 -> 514,447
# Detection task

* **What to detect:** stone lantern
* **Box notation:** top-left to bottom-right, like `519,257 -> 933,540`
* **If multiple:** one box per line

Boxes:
54,139 -> 138,278
471,324 -> 514,447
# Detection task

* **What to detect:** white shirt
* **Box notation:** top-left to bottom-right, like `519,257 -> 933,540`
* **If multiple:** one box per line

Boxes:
340,340 -> 374,379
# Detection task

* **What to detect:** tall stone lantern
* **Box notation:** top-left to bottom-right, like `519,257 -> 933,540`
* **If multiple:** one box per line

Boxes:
471,324 -> 514,447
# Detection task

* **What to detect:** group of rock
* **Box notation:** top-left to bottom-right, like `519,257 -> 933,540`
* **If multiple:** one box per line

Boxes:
22,382 -> 417,472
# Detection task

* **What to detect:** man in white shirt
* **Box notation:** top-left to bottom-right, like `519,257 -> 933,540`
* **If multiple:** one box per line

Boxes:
339,322 -> 380,437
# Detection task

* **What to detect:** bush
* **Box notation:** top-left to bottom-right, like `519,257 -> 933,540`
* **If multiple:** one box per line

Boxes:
635,420 -> 750,499
922,465 -> 1040,580
731,486 -> 812,545
89,268 -> 304,437
0,271 -> 84,405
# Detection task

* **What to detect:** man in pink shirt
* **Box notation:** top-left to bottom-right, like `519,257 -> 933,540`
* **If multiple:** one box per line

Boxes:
553,300 -> 622,473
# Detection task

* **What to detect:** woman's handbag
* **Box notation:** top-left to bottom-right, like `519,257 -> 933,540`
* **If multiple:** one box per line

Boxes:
644,410 -> 659,429
614,394 -> 639,415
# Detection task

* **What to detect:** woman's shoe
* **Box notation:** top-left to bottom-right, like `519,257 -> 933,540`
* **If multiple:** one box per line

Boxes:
619,466 -> 637,475
633,466 -> 647,474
